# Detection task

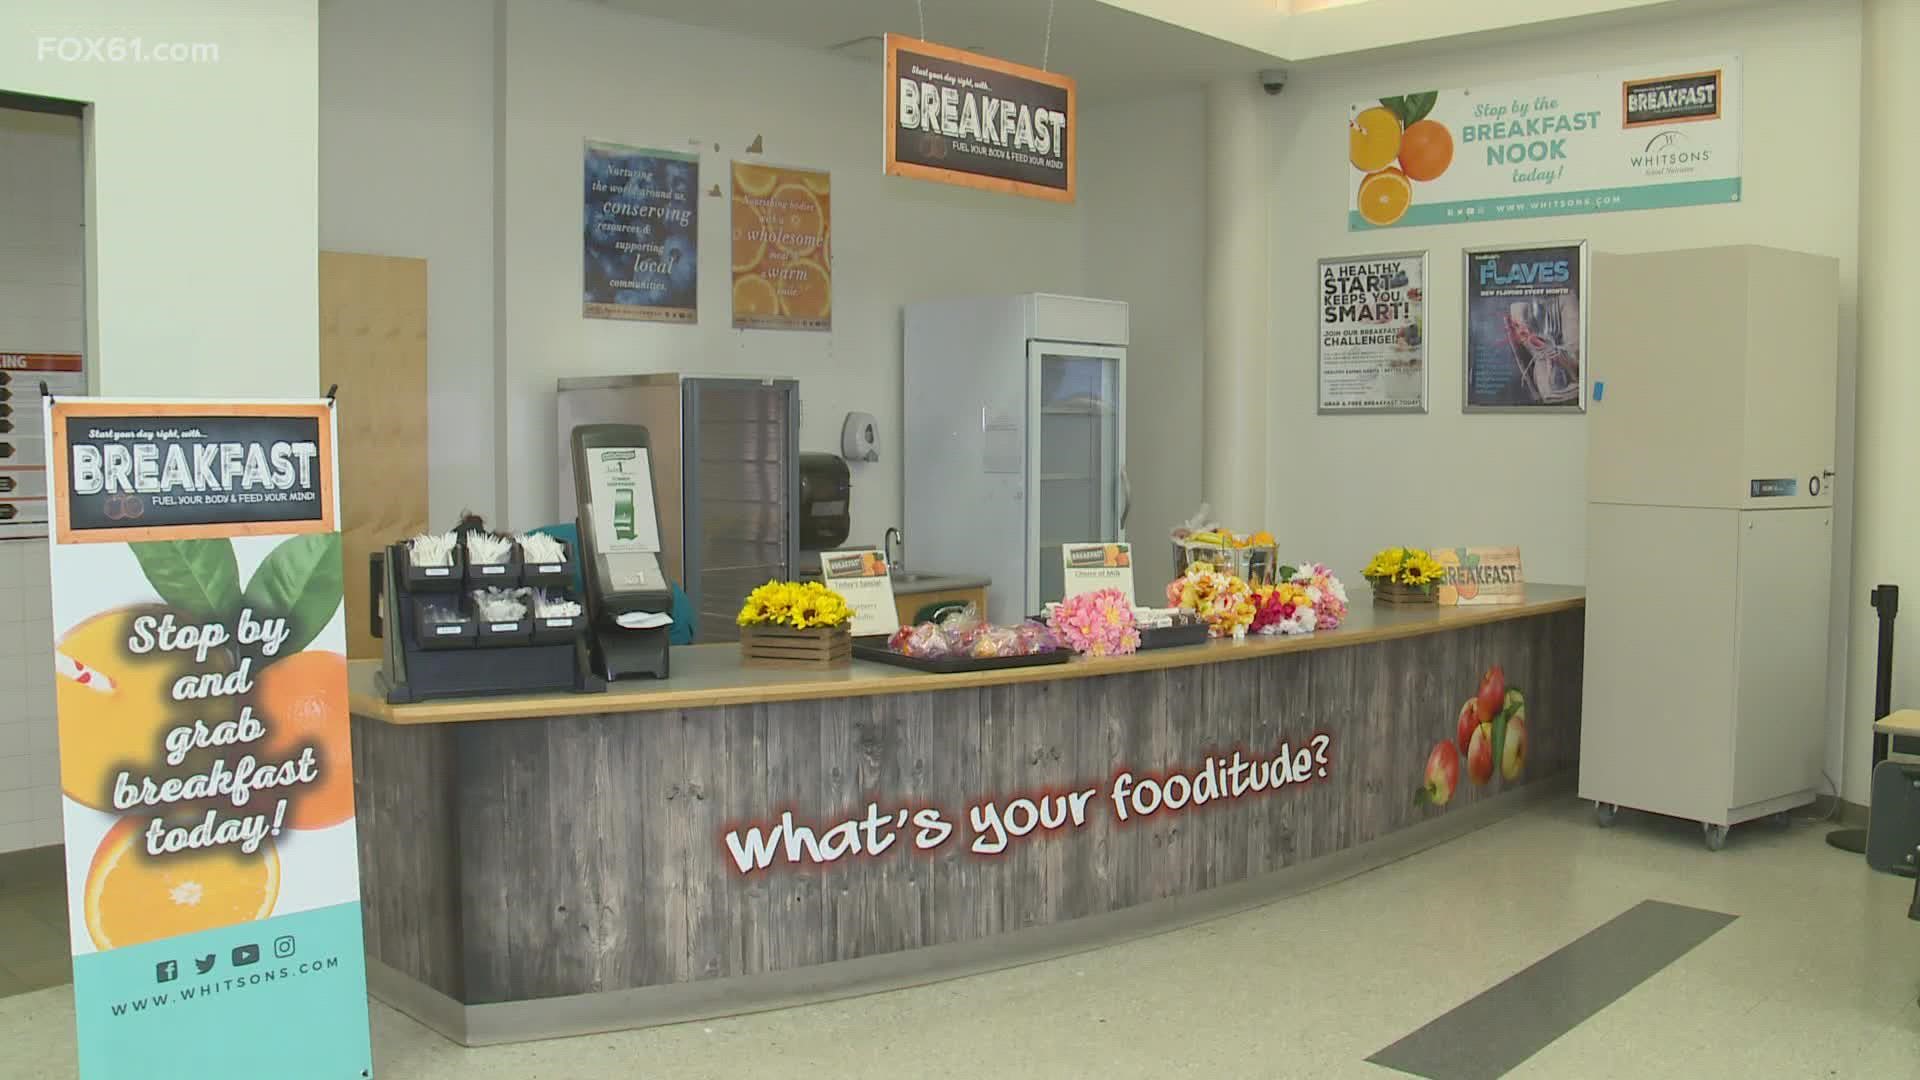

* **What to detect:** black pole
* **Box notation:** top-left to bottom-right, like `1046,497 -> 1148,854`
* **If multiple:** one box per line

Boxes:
1831,584 -> 1898,854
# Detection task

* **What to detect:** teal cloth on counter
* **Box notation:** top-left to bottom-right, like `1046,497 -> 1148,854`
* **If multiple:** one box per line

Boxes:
529,523 -> 695,646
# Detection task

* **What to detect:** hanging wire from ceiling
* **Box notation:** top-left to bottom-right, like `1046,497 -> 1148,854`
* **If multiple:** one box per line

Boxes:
915,0 -> 926,41
1042,0 -> 1057,70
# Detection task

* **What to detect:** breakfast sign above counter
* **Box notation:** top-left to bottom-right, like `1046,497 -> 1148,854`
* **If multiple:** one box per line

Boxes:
884,34 -> 1076,203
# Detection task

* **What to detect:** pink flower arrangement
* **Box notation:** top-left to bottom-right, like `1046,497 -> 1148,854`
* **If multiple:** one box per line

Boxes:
1290,562 -> 1350,630
1250,581 -> 1317,636
1048,588 -> 1141,656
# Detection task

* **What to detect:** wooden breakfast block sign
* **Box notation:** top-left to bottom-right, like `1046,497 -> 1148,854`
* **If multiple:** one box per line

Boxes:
1435,546 -> 1525,606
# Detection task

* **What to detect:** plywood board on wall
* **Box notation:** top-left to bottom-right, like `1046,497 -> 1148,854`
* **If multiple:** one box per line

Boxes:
320,252 -> 428,661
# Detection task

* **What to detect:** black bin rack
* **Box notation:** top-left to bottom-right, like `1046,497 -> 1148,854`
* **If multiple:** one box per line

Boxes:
374,537 -> 602,703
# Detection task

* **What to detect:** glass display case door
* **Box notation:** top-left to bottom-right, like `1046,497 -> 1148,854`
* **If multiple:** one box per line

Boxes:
1027,342 -> 1126,612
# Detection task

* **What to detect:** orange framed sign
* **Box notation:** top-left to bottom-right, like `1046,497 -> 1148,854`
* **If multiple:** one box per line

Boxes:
47,399 -> 337,544
884,35 -> 1076,204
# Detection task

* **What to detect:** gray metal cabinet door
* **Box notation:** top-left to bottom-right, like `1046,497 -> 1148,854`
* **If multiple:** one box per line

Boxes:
683,379 -> 798,642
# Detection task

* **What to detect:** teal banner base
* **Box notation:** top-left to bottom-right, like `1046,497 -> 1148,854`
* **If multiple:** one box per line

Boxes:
71,901 -> 373,1079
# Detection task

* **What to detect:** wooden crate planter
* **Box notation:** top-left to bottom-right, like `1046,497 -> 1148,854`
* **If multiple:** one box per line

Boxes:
739,624 -> 853,668
1369,579 -> 1438,606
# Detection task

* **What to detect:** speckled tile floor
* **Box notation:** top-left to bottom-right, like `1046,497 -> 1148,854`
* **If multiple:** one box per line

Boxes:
2,796 -> 1915,1078
0,847 -> 69,1000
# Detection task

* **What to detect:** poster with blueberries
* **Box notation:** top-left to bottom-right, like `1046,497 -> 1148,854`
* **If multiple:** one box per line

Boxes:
583,141 -> 698,323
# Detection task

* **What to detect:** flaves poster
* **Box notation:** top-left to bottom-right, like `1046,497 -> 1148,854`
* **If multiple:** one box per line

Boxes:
42,398 -> 371,1079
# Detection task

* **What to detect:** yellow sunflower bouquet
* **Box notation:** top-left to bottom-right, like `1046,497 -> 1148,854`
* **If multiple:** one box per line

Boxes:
1362,546 -> 1446,591
737,580 -> 855,630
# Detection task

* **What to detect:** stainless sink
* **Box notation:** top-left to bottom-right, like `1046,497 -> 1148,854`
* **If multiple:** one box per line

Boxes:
891,571 -> 946,584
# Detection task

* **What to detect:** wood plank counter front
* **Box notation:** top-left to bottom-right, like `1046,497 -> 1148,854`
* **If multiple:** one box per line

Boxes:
350,587 -> 1586,1045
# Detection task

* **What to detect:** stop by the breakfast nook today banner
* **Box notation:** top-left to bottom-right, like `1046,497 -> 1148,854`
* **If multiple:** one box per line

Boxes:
1348,56 -> 1740,230
42,398 -> 372,1080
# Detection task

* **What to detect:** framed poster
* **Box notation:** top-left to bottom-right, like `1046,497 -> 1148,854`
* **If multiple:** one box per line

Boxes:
731,162 -> 832,331
582,141 -> 698,323
1462,242 -> 1588,412
1316,252 -> 1427,414
1347,56 -> 1740,230
883,35 -> 1076,204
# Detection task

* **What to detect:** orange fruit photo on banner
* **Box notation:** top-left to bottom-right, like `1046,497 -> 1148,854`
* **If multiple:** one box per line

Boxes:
57,605 -> 234,810
732,162 -> 831,331
83,816 -> 280,951
251,650 -> 354,830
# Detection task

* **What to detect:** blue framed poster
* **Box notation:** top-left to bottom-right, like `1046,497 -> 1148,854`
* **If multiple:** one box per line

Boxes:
584,142 -> 698,323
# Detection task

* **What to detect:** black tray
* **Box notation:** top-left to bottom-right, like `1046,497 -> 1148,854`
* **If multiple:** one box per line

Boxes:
531,612 -> 584,645
476,617 -> 532,647
400,543 -> 464,592
852,641 -> 1072,675
1139,621 -> 1209,650
415,608 -> 477,649
464,541 -> 521,588
520,538 -> 575,589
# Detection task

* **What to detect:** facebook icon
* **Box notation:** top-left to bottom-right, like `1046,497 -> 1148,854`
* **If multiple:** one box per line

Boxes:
154,960 -> 178,984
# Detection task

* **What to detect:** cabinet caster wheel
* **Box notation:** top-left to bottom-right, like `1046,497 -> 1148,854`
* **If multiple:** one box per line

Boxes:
1593,802 -> 1618,828
1703,823 -> 1729,851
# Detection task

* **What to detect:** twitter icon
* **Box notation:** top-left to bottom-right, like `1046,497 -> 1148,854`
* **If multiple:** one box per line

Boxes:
194,954 -> 217,975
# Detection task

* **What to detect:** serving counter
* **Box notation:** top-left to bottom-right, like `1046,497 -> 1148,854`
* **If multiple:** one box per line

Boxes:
349,586 -> 1585,1044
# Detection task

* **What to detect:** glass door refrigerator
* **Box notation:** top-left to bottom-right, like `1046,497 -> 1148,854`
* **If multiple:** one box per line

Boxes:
905,294 -> 1129,623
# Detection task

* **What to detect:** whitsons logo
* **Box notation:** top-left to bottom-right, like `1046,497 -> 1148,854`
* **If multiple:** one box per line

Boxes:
73,438 -> 319,496
1629,130 -> 1713,176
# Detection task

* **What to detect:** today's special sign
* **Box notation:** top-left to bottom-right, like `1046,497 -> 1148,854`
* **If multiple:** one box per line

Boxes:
43,397 -> 371,1079
1347,55 -> 1740,230
884,35 -> 1075,203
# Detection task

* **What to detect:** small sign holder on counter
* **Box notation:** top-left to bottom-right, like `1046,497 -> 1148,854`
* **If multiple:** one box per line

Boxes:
820,549 -> 900,638
1061,541 -> 1135,604
1434,546 -> 1525,606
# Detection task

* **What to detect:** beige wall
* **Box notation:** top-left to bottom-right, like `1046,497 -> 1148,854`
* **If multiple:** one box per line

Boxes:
1842,0 -> 1920,801
0,0 -> 319,397
1263,0 -> 1864,792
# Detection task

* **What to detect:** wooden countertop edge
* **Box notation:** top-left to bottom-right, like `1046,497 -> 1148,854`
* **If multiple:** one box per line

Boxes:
352,593 -> 1583,726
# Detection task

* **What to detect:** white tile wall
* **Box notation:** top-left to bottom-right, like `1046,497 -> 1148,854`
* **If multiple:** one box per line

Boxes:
0,105 -> 84,854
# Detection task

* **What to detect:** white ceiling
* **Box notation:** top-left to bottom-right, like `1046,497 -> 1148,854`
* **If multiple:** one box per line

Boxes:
595,0 -> 1286,104
1092,0 -> 1778,61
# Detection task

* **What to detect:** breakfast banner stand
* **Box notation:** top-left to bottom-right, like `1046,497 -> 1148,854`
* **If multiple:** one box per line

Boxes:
43,395 -> 374,1080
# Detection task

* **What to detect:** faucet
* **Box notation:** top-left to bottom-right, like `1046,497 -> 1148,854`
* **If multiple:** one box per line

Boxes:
884,527 -> 904,570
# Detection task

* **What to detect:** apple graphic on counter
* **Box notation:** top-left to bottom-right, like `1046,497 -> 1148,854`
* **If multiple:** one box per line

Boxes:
1456,698 -> 1482,754
1476,665 -> 1506,726
1419,741 -> 1460,806
1467,722 -> 1494,785
1500,705 -> 1527,781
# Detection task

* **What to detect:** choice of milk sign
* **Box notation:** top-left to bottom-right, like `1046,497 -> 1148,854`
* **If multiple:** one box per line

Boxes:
42,399 -> 372,1080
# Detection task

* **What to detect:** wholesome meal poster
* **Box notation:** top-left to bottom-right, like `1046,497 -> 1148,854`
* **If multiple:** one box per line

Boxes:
583,141 -> 698,323
731,162 -> 831,331
1348,57 -> 1740,230
1463,244 -> 1586,411
1317,252 -> 1427,413
43,399 -> 372,1079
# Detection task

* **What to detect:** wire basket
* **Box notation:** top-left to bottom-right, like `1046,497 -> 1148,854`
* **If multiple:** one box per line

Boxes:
1172,541 -> 1284,586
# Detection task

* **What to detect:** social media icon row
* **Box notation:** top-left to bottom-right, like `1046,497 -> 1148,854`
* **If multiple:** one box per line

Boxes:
154,936 -> 294,982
